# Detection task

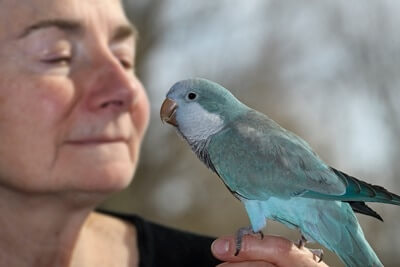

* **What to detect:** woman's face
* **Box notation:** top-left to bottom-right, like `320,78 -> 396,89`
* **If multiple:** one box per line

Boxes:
0,0 -> 150,194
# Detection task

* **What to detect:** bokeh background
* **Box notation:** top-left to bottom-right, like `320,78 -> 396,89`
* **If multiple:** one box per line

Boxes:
101,1 -> 400,266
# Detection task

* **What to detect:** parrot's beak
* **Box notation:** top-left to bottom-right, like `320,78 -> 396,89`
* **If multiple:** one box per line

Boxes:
160,98 -> 178,127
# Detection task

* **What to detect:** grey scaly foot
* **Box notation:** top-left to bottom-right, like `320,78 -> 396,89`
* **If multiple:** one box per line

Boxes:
235,226 -> 264,256
297,234 -> 323,263
309,248 -> 324,263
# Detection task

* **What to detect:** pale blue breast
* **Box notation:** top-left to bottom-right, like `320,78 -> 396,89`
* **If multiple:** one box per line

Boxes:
242,196 -> 358,247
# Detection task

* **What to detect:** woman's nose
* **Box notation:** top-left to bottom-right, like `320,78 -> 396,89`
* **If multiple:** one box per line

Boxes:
83,54 -> 137,114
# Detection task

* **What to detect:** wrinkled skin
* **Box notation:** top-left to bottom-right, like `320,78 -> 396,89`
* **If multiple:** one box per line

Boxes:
0,0 -> 149,194
0,0 -> 148,266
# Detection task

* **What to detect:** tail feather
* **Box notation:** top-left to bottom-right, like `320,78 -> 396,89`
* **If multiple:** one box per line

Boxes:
345,201 -> 383,221
331,167 -> 400,205
336,225 -> 382,267
302,201 -> 383,267
304,167 -> 400,208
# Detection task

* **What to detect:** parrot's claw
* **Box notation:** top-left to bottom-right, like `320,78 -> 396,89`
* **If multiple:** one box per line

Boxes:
296,234 -> 308,249
234,226 -> 264,256
309,248 -> 324,263
296,235 -> 323,263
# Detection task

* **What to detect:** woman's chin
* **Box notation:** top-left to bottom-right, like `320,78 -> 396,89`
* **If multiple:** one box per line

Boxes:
85,163 -> 135,193
54,143 -> 139,193
59,161 -> 137,194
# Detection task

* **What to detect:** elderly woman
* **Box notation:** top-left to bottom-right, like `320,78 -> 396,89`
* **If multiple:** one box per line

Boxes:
0,0 -> 328,266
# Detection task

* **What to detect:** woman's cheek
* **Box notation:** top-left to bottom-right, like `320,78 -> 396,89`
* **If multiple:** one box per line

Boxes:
33,77 -> 76,121
132,88 -> 150,139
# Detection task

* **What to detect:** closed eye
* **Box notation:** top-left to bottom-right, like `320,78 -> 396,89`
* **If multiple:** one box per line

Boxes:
40,56 -> 71,65
119,58 -> 133,70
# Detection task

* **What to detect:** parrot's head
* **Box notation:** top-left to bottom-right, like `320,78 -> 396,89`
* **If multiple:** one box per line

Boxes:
160,78 -> 248,141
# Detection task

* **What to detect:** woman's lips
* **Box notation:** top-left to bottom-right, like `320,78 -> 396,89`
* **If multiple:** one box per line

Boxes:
65,138 -> 128,145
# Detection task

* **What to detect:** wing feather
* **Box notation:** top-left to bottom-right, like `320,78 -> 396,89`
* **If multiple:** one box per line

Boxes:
207,110 -> 346,200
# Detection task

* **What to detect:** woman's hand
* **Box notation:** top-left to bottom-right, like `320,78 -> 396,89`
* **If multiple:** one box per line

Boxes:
211,234 -> 329,267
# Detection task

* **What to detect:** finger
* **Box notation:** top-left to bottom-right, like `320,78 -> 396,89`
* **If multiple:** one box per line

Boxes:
217,260 -> 277,267
212,235 -> 291,263
212,235 -> 327,267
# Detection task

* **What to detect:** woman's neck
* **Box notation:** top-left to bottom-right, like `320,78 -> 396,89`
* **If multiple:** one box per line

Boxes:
0,187 -> 100,267
70,212 -> 139,267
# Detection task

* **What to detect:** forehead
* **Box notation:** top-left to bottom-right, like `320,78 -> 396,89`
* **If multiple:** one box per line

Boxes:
0,0 -> 129,39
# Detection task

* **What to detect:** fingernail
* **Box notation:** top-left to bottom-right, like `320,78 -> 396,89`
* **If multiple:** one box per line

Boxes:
212,238 -> 230,255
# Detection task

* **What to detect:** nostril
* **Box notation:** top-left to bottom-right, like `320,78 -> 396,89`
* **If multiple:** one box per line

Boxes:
100,100 -> 124,108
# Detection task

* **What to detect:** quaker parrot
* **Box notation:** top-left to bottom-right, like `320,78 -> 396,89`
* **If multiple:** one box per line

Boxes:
160,78 -> 400,267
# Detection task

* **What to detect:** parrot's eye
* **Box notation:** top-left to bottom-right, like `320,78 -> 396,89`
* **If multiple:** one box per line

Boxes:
187,92 -> 197,100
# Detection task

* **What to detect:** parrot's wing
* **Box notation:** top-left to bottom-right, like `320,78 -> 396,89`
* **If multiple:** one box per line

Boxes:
208,110 -> 347,200
303,167 -> 400,205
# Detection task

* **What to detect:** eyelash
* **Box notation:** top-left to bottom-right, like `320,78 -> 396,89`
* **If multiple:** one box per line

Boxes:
119,58 -> 133,70
40,55 -> 133,70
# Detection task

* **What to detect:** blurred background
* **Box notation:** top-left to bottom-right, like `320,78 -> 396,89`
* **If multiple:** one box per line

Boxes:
102,0 -> 400,266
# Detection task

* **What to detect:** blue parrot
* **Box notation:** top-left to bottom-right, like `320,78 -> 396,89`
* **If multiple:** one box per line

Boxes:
160,78 -> 400,267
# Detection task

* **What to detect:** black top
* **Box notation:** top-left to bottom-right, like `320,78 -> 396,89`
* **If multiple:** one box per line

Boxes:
98,209 -> 222,267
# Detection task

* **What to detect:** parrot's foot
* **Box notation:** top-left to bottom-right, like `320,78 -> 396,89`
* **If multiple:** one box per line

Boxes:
234,226 -> 264,256
296,234 -> 308,249
296,235 -> 323,263
309,248 -> 324,263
